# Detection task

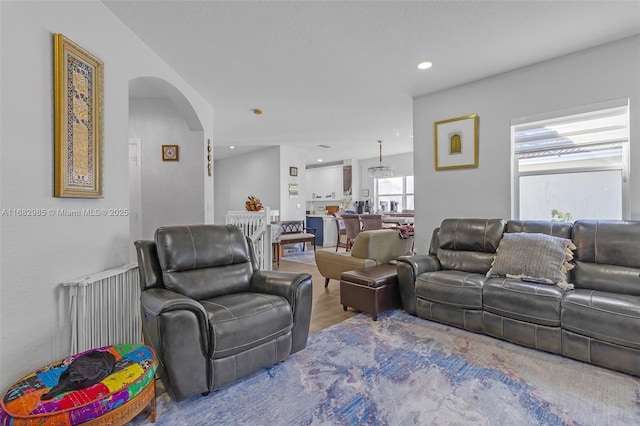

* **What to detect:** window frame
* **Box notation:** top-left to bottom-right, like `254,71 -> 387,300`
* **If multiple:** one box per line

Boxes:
511,98 -> 630,221
375,175 -> 414,212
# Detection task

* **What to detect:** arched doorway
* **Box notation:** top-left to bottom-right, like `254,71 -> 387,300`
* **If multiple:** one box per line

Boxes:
128,77 -> 205,261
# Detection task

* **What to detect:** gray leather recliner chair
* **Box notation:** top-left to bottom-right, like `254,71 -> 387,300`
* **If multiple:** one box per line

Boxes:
135,224 -> 313,401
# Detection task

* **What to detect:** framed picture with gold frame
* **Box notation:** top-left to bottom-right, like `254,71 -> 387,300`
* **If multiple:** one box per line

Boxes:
54,34 -> 104,198
434,114 -> 478,170
162,145 -> 179,161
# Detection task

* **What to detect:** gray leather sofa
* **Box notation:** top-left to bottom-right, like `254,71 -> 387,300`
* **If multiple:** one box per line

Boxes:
135,224 -> 313,401
398,218 -> 640,377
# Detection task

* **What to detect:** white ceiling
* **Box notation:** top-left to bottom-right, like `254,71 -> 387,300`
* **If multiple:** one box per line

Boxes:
104,0 -> 640,165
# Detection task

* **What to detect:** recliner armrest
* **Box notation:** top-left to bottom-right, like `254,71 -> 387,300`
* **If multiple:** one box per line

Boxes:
140,288 -> 211,400
250,271 -> 310,307
396,254 -> 441,315
397,253 -> 441,277
140,288 -> 209,352
250,271 -> 313,354
141,288 -> 207,318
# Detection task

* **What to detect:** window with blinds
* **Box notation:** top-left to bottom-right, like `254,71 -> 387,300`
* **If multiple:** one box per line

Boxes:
512,100 -> 629,221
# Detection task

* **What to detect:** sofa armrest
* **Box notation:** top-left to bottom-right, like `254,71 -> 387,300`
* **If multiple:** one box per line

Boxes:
315,250 -> 377,281
250,271 -> 313,353
396,254 -> 441,315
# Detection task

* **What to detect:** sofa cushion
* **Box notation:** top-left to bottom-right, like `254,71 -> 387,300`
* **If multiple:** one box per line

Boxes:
562,289 -> 640,350
201,292 -> 293,359
572,220 -> 640,268
156,224 -> 250,271
483,277 -> 564,327
506,220 -> 572,239
572,261 -> 640,296
439,218 -> 505,252
415,270 -> 486,310
487,232 -> 575,289
156,225 -> 253,299
571,220 -> 640,294
437,219 -> 506,273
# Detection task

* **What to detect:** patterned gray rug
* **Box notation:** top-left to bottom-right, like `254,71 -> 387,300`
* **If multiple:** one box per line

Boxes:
279,249 -> 317,265
130,310 -> 640,425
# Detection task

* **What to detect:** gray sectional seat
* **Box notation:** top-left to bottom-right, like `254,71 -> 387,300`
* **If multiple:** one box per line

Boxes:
561,220 -> 640,375
398,218 -> 640,377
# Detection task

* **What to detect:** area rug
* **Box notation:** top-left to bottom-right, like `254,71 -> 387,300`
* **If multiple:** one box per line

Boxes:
130,310 -> 640,425
279,249 -> 317,265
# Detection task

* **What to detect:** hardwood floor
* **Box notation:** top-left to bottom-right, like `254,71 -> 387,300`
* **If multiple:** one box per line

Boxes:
275,249 -> 358,334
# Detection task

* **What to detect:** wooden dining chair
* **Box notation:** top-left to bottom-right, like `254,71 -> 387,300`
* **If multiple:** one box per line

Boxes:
341,214 -> 362,250
360,214 -> 383,230
333,213 -> 349,251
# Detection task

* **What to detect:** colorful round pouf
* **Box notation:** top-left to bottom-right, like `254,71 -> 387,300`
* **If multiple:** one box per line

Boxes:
0,344 -> 157,425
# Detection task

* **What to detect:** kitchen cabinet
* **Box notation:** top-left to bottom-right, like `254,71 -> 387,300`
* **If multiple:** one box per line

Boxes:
307,165 -> 345,201
306,215 -> 338,247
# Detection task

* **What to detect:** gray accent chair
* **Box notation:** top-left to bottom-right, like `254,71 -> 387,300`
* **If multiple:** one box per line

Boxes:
135,224 -> 313,401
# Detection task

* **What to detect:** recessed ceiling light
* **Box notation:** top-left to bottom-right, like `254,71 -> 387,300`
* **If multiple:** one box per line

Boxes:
417,61 -> 433,70
317,159 -> 324,162
229,145 -> 236,150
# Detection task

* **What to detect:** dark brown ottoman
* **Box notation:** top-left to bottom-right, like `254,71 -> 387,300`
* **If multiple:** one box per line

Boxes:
340,264 -> 400,321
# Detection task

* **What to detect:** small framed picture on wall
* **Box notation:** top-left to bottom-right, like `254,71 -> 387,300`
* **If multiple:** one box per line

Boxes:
289,166 -> 298,176
162,145 -> 179,161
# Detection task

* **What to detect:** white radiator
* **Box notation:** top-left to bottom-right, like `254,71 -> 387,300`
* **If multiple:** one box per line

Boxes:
63,264 -> 142,354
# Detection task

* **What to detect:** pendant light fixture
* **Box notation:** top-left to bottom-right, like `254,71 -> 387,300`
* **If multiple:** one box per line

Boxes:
367,140 -> 394,178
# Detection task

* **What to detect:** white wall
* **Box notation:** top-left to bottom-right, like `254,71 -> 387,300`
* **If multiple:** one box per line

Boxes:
412,36 -> 640,253
279,146 -> 307,221
214,147 -> 280,224
0,0 -> 213,390
129,98 -> 204,239
214,145 -> 308,223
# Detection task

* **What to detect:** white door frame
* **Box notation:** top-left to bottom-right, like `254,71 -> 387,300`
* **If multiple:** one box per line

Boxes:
129,139 -> 142,263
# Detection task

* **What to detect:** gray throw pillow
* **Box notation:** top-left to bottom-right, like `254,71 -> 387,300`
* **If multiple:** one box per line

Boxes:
487,232 -> 575,290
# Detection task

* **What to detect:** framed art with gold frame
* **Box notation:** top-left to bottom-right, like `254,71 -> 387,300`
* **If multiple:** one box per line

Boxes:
162,145 -> 179,161
54,33 -> 104,198
434,114 -> 478,170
